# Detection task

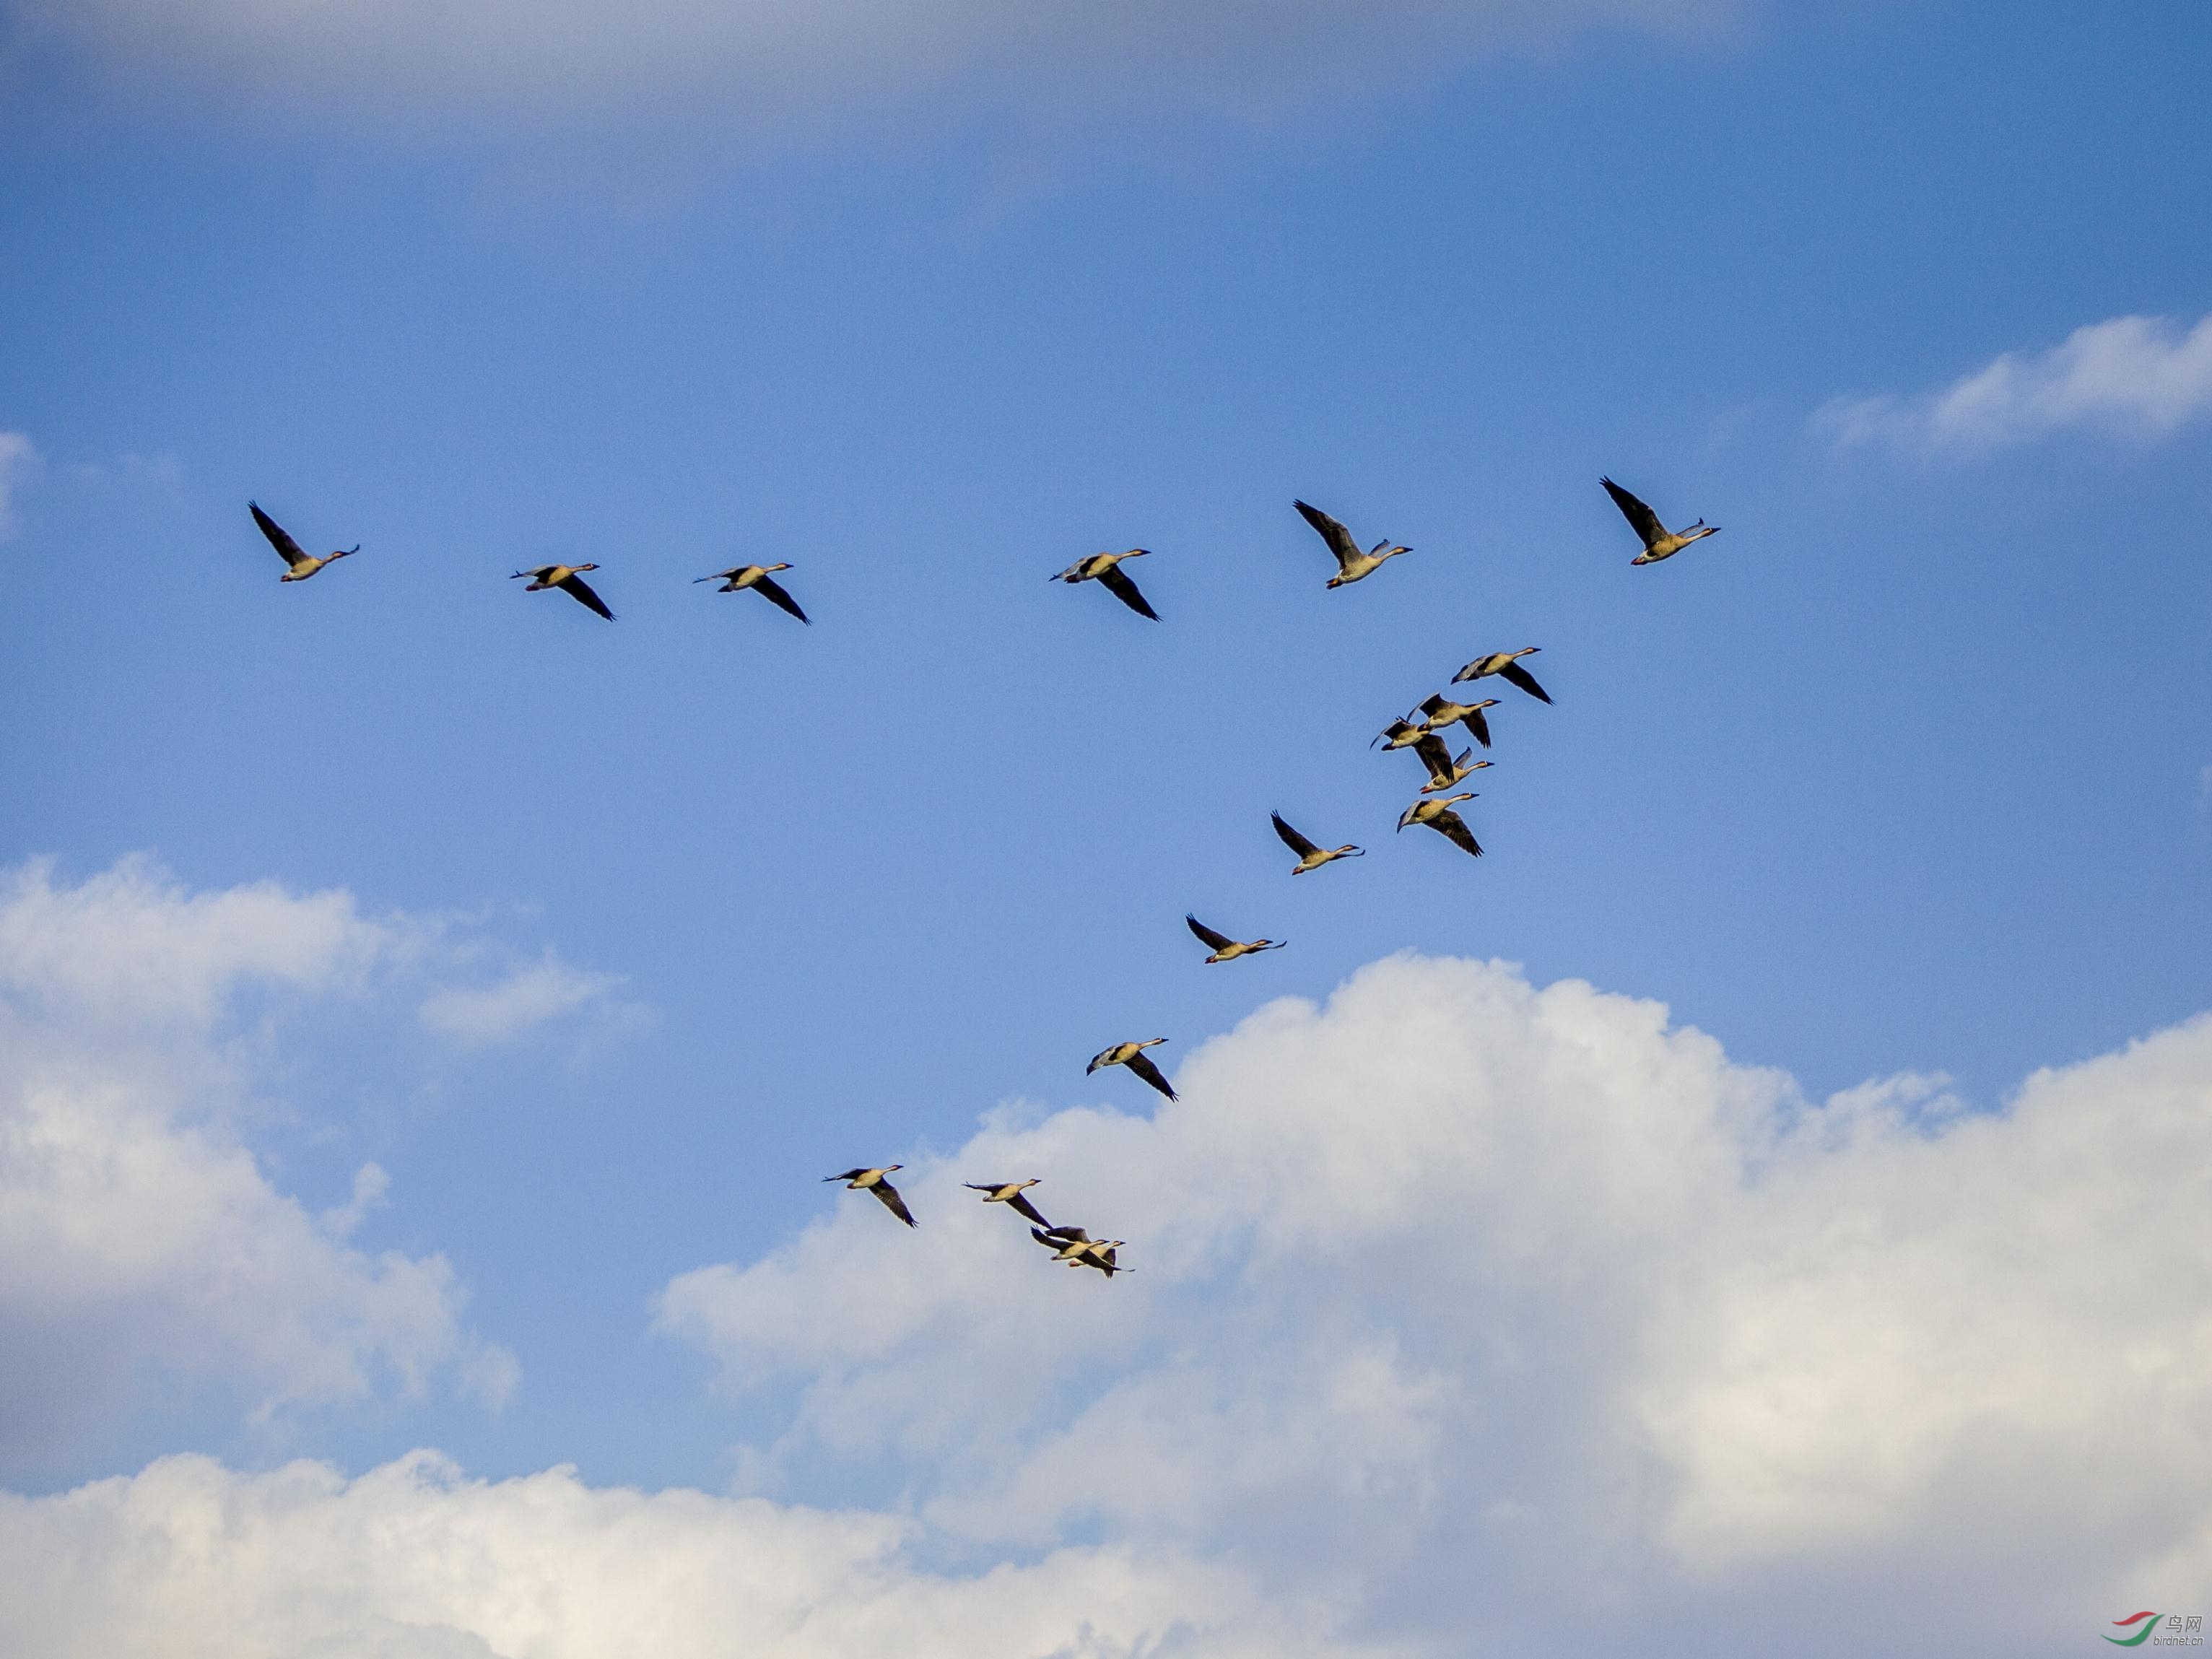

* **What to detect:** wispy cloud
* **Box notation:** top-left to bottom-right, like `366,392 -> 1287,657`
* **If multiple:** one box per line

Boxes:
1821,311 -> 2212,456
418,951 -> 632,1045
12,0 -> 1733,165
0,432 -> 40,541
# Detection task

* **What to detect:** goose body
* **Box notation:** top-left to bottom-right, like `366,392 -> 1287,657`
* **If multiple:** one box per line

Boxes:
1293,500 -> 1410,588
1271,811 -> 1364,876
1398,792 -> 1484,858
696,562 -> 809,623
1416,694 -> 1499,749
512,563 -> 614,620
1032,1227 -> 1130,1273
1602,477 -> 1719,565
1087,1037 -> 1177,1102
965,1179 -> 1050,1227
1451,647 -> 1551,703
1186,915 -> 1286,964
250,502 -> 357,583
1051,549 -> 1160,620
1418,747 -> 1492,794
823,1165 -> 916,1227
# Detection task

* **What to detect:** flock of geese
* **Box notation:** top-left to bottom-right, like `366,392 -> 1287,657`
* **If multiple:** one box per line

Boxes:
246,474 -> 1720,1281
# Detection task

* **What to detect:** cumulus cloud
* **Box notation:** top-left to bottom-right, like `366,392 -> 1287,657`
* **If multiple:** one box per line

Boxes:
651,955 -> 2212,1650
0,1449 -> 1342,1659
6,0 -> 1731,162
1822,311 -> 2212,455
0,430 -> 40,540
0,858 -> 526,1457
9,946 -> 2212,1654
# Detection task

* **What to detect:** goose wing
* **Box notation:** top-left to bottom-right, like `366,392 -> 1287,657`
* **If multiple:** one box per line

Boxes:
1413,732 -> 1455,781
1186,914 -> 1235,952
1294,500 -> 1360,571
1095,563 -> 1160,620
824,1168 -> 868,1183
1416,693 -> 1447,719
1125,1051 -> 1179,1102
1498,659 -> 1551,703
1464,705 -> 1492,748
1601,477 -> 1665,545
1432,810 -> 1485,858
1007,1190 -> 1051,1227
249,502 -> 310,568
1271,812 -> 1320,858
694,567 -> 744,584
751,573 -> 810,624
871,1178 -> 917,1227
557,572 -> 615,619
1037,1226 -> 1089,1245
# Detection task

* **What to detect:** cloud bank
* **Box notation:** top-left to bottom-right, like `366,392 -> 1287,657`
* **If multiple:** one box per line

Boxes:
1823,310 -> 2212,455
6,881 -> 2211,1653
5,0 -> 1730,160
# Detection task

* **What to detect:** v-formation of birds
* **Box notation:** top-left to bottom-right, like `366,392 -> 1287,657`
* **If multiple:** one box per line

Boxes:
248,479 -> 1719,1275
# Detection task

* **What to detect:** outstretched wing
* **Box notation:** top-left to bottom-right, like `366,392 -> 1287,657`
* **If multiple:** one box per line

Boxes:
751,574 -> 810,624
1416,693 -> 1447,719
1007,1191 -> 1051,1227
1271,812 -> 1319,858
1187,914 -> 1235,952
1038,1226 -> 1090,1245
248,502 -> 310,567
1096,564 -> 1160,620
1465,706 -> 1492,748
1432,810 -> 1485,859
558,573 -> 615,619
1498,660 -> 1551,703
1413,732 -> 1455,783
1601,477 -> 1665,545
871,1179 -> 917,1227
1293,500 -> 1360,570
1125,1051 -> 1179,1102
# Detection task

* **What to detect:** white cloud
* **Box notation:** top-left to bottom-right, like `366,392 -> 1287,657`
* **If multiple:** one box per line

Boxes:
0,858 -> 525,1454
0,1451 -> 1333,1659
1823,311 -> 2212,455
9,0 -> 1731,162
0,431 -> 40,540
652,956 -> 2212,1649
419,951 -> 632,1045
10,944 -> 2212,1653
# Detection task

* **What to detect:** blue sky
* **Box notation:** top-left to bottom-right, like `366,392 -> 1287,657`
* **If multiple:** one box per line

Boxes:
2,1 -> 2211,1653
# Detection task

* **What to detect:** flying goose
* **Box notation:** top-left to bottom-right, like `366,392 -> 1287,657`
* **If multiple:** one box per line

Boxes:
1375,717 -> 1458,783
1050,550 -> 1159,620
1602,477 -> 1719,565
1069,1242 -> 1131,1277
695,563 -> 809,623
823,1165 -> 916,1227
1293,500 -> 1411,588
1272,811 -> 1364,876
512,564 -> 614,620
249,502 -> 357,583
965,1179 -> 1050,1227
1032,1227 -> 1129,1272
1186,915 -> 1286,963
1398,793 -> 1484,859
1416,693 -> 1499,749
1087,1038 -> 1177,1102
1418,746 -> 1492,794
1451,648 -> 1551,703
